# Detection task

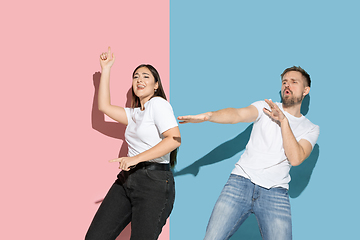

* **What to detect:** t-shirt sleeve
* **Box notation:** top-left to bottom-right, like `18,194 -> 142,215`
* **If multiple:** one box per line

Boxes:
301,124 -> 320,149
124,107 -> 132,124
251,101 -> 267,121
151,97 -> 178,134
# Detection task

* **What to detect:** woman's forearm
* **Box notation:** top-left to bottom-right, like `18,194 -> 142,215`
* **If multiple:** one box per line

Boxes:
98,67 -> 111,112
134,136 -> 181,164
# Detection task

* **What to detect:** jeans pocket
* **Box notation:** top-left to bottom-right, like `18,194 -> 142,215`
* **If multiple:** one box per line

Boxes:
145,169 -> 171,182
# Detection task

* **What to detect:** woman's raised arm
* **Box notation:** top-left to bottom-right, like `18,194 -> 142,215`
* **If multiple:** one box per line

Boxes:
98,47 -> 128,125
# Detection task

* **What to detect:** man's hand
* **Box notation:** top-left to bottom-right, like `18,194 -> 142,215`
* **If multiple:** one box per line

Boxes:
263,99 -> 286,124
177,113 -> 211,124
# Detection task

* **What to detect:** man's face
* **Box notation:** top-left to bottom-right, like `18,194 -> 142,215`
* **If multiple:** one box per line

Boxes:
281,71 -> 309,107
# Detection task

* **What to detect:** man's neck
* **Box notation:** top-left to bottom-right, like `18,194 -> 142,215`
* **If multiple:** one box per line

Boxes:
282,103 -> 302,118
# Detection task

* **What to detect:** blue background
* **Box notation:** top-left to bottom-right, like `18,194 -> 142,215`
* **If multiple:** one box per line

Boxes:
170,0 -> 359,239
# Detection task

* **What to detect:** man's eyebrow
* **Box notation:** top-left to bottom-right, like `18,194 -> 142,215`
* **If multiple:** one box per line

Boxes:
282,78 -> 298,81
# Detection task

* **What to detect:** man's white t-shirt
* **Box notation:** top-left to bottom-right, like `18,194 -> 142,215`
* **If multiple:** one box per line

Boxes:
231,101 -> 320,189
124,97 -> 178,164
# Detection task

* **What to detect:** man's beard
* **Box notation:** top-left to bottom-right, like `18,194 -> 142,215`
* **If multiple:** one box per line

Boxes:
281,90 -> 303,107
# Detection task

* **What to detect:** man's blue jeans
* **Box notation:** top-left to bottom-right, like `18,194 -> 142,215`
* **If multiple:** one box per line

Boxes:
204,174 -> 292,240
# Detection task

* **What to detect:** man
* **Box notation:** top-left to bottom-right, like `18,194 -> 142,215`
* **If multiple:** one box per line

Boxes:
178,66 -> 319,240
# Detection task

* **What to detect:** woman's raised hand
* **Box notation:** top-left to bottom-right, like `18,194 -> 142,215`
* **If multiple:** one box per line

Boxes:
100,47 -> 115,69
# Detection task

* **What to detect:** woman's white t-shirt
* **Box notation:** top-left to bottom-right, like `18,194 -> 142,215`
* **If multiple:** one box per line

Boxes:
124,97 -> 178,164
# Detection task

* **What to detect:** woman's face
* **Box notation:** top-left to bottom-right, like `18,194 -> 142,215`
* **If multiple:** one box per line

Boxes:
132,67 -> 158,103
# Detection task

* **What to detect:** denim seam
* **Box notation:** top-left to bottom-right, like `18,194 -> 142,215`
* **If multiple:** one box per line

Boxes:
254,214 -> 264,240
224,211 -> 251,240
110,212 -> 132,240
153,176 -> 170,240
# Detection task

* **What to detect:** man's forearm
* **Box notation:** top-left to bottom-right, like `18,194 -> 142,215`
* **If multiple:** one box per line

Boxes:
280,118 -> 306,166
209,106 -> 258,124
208,108 -> 242,124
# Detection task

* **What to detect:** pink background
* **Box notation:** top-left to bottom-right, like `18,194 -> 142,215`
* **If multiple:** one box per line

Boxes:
0,0 -> 170,239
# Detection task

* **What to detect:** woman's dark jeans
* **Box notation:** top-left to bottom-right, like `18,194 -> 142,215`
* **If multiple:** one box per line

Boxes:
85,167 -> 175,240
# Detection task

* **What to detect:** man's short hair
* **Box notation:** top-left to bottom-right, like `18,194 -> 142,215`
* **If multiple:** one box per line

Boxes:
281,66 -> 311,87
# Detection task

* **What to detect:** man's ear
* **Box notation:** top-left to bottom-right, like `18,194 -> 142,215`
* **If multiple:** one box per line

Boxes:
303,86 -> 310,96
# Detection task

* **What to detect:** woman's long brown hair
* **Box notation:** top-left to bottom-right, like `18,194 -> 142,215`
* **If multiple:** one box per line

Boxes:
131,64 -> 178,168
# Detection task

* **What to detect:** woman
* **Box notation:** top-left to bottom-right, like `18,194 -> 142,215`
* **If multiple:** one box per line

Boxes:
86,47 -> 181,240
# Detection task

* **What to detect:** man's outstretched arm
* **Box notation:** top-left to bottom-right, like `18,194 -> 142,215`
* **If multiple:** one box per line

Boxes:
178,105 -> 258,124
